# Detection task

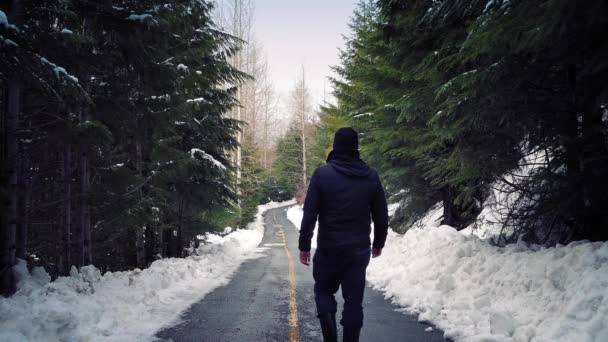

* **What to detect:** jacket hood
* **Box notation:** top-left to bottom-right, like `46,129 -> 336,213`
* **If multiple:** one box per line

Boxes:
328,159 -> 372,177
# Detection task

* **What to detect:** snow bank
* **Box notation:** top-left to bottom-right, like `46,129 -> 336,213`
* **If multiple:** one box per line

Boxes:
286,204 -> 317,249
286,203 -> 401,250
0,200 -> 294,342
367,209 -> 608,342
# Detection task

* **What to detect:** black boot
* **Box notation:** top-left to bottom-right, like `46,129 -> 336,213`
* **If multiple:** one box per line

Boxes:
343,326 -> 360,342
319,313 -> 337,342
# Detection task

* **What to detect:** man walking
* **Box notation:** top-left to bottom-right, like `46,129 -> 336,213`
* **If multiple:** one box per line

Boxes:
299,127 -> 389,342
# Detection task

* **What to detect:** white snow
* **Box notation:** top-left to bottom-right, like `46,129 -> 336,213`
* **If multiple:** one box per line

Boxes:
286,202 -> 401,250
148,94 -> 170,101
0,200 -> 295,342
186,97 -> 208,104
461,148 -> 548,243
367,206 -> 608,342
0,10 -> 8,28
286,205 -> 317,249
353,112 -> 373,118
2,38 -> 17,47
40,58 -> 79,83
288,195 -> 608,341
177,63 -> 188,71
0,10 -> 16,31
53,67 -> 79,83
127,14 -> 153,22
61,28 -> 73,34
189,148 -> 226,170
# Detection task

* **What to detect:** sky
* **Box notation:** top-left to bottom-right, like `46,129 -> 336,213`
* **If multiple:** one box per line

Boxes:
253,0 -> 357,111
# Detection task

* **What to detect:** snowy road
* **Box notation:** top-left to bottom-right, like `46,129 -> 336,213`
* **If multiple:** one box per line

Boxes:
156,207 -> 448,342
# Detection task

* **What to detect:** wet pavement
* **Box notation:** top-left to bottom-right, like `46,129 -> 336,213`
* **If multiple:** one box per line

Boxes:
156,206 -> 449,342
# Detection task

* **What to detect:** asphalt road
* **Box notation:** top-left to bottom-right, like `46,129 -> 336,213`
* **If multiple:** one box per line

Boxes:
156,206 -> 449,342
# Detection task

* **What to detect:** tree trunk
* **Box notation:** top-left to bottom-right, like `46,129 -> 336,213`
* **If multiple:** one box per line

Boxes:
159,225 -> 166,258
144,224 -> 155,265
1,80 -> 20,296
300,68 -> 307,187
440,187 -> 467,229
73,142 -> 84,268
176,198 -> 185,257
0,0 -> 23,298
579,78 -> 608,241
62,146 -> 72,274
134,135 -> 146,268
440,187 -> 456,227
263,106 -> 268,168
15,152 -> 29,260
82,146 -> 91,266
301,116 -> 307,187
135,225 -> 145,268
74,107 -> 92,268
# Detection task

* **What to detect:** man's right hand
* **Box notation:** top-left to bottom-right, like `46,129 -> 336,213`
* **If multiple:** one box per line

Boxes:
300,251 -> 311,265
372,247 -> 382,258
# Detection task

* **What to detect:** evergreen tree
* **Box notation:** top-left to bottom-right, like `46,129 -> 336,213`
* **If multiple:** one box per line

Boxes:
328,0 -> 608,242
1,0 -> 247,295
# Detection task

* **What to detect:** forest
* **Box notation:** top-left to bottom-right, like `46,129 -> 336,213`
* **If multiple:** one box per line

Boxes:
277,0 -> 608,244
2,0 -> 608,299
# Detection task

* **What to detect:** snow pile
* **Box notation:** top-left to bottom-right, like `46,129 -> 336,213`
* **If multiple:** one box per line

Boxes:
0,200 -> 294,342
289,198 -> 608,341
367,209 -> 608,342
286,203 -> 401,250
287,205 -> 317,249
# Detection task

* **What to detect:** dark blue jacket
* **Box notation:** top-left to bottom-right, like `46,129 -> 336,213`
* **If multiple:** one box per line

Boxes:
298,157 -> 389,252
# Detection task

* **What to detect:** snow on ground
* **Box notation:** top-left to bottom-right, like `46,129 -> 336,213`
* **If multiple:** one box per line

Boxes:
286,203 -> 401,250
289,200 -> 608,341
286,205 -> 317,249
0,200 -> 294,342
368,206 -> 608,342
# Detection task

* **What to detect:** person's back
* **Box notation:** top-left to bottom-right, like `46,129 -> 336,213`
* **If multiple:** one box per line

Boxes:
299,127 -> 388,342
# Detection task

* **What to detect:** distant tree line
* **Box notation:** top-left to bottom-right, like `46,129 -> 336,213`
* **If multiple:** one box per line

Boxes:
321,0 -> 608,244
0,0 -> 247,296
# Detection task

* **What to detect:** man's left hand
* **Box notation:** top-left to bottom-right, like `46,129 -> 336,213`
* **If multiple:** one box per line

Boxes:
299,251 -> 311,265
372,247 -> 382,258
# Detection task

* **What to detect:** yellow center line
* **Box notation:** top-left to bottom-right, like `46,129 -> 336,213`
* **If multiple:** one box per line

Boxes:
274,212 -> 299,342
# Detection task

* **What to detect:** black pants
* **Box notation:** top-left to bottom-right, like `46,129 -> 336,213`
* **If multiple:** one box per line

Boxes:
313,247 -> 371,330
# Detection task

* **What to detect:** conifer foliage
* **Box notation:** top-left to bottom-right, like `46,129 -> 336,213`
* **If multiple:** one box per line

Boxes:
0,0 -> 244,296
325,0 -> 608,242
